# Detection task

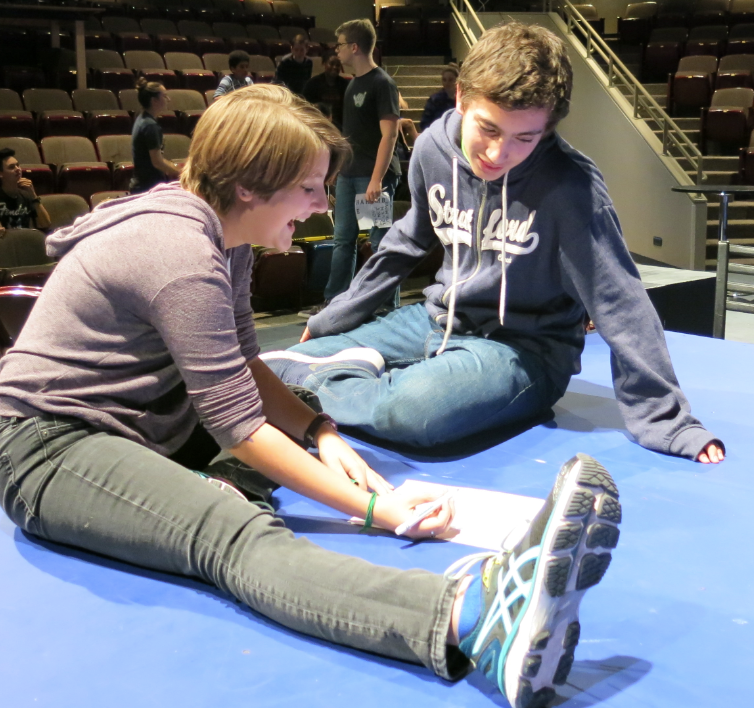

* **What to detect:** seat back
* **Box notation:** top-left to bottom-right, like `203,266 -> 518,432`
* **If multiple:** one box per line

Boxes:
272,1 -> 302,17
164,53 -> 205,71
213,22 -> 246,38
719,54 -> 754,71
41,136 -> 98,165
91,190 -> 128,209
625,0 -> 658,18
72,88 -> 120,112
96,134 -> 133,164
711,87 -> 754,106
0,89 -> 23,111
0,284 -> 43,347
244,0 -> 274,18
730,23 -> 754,38
124,50 -> 166,70
203,53 -> 231,72
308,27 -> 335,45
248,55 -> 276,74
573,4 -> 599,20
178,20 -> 214,36
86,49 -> 126,70
162,133 -> 191,160
0,137 -> 42,164
678,55 -> 718,72
140,19 -> 178,35
246,24 -> 280,41
102,16 -> 141,33
23,88 -> 73,112
0,229 -> 49,268
649,27 -> 689,42
688,24 -> 729,40
118,89 -> 142,113
39,194 -> 90,231
166,89 -> 206,111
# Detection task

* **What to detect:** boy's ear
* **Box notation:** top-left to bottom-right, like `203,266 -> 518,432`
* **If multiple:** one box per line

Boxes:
235,184 -> 256,204
455,87 -> 465,115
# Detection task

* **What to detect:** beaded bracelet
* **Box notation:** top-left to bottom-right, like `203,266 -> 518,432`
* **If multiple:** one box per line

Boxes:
361,492 -> 378,532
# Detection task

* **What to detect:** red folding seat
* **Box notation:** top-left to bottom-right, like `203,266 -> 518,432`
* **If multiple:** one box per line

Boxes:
727,23 -> 754,54
251,245 -> 306,311
308,27 -> 336,50
701,86 -> 754,153
0,89 -> 35,141
655,0 -> 690,27
0,138 -> 54,195
669,55 -> 717,114
0,227 -> 53,287
84,31 -> 117,50
177,20 -> 226,55
214,0 -> 246,23
266,39 -> 291,61
90,191 -> 129,209
40,136 -> 112,202
686,25 -> 728,57
39,193 -> 90,232
423,6 -> 452,56
278,25 -> 307,42
619,2 -> 658,45
642,27 -> 688,81
22,89 -> 86,138
690,0 -> 730,27
165,89 -> 206,136
716,53 -> 754,88
213,22 -> 261,52
162,133 -> 191,169
72,88 -> 132,140
243,0 -> 276,27
730,0 -> 754,23
186,0 -> 223,24
85,50 -> 136,94
248,55 -> 276,82
102,16 -> 153,53
139,18 -> 190,55
164,53 -> 218,93
0,284 -> 43,348
271,1 -> 314,31
96,135 -> 134,191
203,53 -> 232,78
124,51 -> 180,89
160,0 -> 194,23
118,89 -> 180,133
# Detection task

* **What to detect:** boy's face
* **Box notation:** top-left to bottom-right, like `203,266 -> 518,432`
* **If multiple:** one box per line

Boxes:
457,95 -> 551,181
232,61 -> 250,80
292,42 -> 307,61
0,156 -> 21,189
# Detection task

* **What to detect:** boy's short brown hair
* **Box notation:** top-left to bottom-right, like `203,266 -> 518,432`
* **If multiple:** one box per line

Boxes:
335,19 -> 376,56
457,21 -> 572,130
181,85 -> 351,215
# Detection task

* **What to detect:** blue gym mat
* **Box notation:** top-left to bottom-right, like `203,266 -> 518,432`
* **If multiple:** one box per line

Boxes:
1,331 -> 751,707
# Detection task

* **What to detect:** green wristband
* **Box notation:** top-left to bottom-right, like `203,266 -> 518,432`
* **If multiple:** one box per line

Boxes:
361,492 -> 377,532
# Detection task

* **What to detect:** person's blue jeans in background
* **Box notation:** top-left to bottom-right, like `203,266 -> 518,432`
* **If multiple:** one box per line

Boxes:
290,303 -> 562,448
325,172 -> 399,307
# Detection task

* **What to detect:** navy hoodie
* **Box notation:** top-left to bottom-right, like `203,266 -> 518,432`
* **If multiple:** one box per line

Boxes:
308,109 -> 721,459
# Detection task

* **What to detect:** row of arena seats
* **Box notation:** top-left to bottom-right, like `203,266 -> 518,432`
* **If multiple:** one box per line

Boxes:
642,23 -> 754,79
374,4 -> 450,56
668,54 -> 754,112
0,87 -> 219,141
0,20 -> 336,58
0,134 -> 191,201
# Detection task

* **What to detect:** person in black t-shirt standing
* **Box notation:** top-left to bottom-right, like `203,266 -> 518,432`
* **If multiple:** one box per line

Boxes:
299,20 -> 401,318
275,35 -> 313,97
302,52 -> 349,130
130,79 -> 181,195
0,148 -> 51,235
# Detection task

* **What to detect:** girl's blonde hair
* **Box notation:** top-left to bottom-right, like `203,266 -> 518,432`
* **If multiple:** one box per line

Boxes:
181,84 -> 351,215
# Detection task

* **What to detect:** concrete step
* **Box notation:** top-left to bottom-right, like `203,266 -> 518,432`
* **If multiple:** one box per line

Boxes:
399,85 -> 440,97
401,107 -> 422,121
686,170 -> 736,184
385,65 -> 448,77
392,75 -> 446,86
706,220 -> 754,239
646,116 -> 700,131
403,95 -> 428,109
708,200 -> 754,218
675,155 -> 737,171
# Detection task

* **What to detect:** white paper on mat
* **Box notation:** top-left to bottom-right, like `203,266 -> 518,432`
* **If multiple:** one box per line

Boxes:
351,479 -> 545,551
355,192 -> 393,229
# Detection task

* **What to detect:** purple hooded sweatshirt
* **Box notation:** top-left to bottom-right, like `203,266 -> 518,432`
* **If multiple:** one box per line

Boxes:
0,184 -> 265,455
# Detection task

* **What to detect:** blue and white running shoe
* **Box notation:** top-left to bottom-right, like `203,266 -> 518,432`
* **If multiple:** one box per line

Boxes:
447,453 -> 622,708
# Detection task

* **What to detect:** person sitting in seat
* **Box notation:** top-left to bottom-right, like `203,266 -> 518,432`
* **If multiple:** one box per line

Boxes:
303,51 -> 349,130
0,148 -> 51,235
275,34 -> 313,97
214,50 -> 254,99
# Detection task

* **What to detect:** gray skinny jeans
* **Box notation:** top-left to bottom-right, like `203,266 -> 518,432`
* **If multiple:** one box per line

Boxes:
0,414 -> 466,680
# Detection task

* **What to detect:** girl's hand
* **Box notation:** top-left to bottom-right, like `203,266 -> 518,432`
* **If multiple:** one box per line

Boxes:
316,427 -> 394,495
375,486 -> 456,540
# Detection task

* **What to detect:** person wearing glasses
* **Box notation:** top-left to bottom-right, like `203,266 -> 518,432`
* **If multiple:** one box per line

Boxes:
130,78 -> 181,195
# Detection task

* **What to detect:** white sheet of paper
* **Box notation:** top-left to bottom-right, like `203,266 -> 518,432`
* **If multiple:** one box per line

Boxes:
351,480 -> 545,551
354,192 -> 393,229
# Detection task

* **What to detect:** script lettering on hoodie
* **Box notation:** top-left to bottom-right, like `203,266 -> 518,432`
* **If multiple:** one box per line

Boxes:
427,183 -> 539,256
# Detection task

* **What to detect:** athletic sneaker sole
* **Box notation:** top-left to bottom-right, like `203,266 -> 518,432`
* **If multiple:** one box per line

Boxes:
503,454 -> 622,708
259,347 -> 386,376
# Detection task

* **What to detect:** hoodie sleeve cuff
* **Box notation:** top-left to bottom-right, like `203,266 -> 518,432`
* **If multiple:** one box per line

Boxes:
668,426 -> 725,460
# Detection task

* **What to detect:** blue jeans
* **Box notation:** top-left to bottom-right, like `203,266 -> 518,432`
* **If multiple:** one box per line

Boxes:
326,172 -> 399,303
0,414 -> 463,679
291,303 -> 561,448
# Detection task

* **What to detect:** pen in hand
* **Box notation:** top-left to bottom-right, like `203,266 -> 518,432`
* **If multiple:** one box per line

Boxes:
395,488 -> 458,537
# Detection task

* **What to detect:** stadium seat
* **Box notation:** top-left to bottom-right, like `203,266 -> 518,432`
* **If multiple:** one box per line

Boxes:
0,227 -> 54,288
727,23 -> 754,54
248,55 -> 276,82
118,89 -> 179,133
165,89 -> 206,135
0,137 -> 54,195
186,0 -> 223,24
308,27 -> 336,48
96,135 -> 133,191
164,53 -> 218,92
213,0 -> 246,23
162,133 -> 191,169
243,0 -> 276,26
278,26 -> 308,42
160,0 -> 194,23
86,49 -> 137,94
685,25 -> 728,57
0,284 -> 43,348
690,0 -> 730,27
271,1 -> 314,31
124,51 -> 180,89
213,22 -> 262,53
178,20 -> 226,55
669,55 -> 718,114
701,86 -> 754,153
730,0 -> 754,24
203,53 -> 232,76
84,30 -> 116,51
40,136 -> 112,202
716,53 -> 754,89
655,0 -> 690,28
251,245 -> 306,311
90,191 -> 129,209
72,88 -> 132,140
246,24 -> 280,42
266,39 -> 292,61
22,89 -> 86,138
642,27 -> 689,81
39,193 -> 90,232
140,18 -> 179,36
0,89 -> 35,141
422,6 -> 452,56
102,16 -> 153,53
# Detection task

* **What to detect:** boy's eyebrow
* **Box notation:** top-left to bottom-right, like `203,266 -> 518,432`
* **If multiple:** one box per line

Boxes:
475,116 -> 544,136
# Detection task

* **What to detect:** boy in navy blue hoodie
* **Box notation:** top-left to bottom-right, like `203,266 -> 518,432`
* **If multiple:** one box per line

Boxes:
262,22 -> 724,464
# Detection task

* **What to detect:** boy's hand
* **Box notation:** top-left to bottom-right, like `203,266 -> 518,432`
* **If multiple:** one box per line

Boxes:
697,442 -> 724,464
377,487 -> 455,540
17,178 -> 36,198
300,326 -> 311,343
316,428 -> 394,495
365,177 -> 382,203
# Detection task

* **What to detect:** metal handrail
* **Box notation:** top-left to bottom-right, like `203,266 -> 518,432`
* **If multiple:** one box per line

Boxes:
557,0 -> 705,185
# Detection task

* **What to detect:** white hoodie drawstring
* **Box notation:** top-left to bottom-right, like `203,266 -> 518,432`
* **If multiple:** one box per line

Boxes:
436,155 -> 460,356
436,166 -> 509,355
